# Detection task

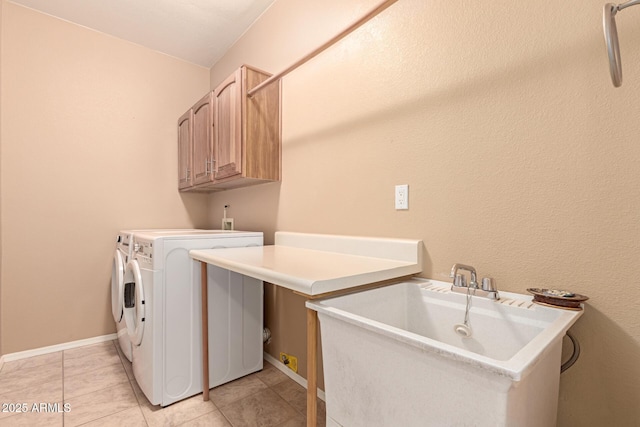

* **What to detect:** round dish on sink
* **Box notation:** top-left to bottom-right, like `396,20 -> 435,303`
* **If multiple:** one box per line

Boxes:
526,288 -> 589,309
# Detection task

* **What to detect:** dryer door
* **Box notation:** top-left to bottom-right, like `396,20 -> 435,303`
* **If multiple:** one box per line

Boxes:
111,250 -> 125,323
123,260 -> 145,346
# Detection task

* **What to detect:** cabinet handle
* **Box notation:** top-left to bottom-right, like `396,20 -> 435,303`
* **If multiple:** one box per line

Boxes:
205,159 -> 216,175
186,168 -> 190,180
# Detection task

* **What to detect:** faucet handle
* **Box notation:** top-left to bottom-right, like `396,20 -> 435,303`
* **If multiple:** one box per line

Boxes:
454,274 -> 467,287
481,277 -> 496,292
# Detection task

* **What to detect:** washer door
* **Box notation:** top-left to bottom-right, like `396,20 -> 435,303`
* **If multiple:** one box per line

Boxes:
123,260 -> 145,346
111,250 -> 125,323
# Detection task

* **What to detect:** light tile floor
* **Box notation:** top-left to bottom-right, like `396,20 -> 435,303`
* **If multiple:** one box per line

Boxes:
0,340 -> 326,426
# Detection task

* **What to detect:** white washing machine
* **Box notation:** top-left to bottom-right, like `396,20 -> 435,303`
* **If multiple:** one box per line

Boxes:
111,232 -> 136,362
111,229 -> 198,362
122,230 -> 264,406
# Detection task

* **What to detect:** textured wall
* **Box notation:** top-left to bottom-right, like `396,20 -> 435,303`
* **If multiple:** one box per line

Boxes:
0,2 -> 211,354
208,0 -> 640,425
0,0 -> 4,359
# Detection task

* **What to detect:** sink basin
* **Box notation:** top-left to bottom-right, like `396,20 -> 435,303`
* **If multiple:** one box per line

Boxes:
307,278 -> 584,427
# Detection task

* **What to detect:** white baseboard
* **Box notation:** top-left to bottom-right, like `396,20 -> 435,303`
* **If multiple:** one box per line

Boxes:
1,333 -> 118,363
263,352 -> 326,402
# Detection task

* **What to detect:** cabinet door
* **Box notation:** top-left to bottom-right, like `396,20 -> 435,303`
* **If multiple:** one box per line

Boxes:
192,92 -> 214,186
213,69 -> 242,180
177,110 -> 192,190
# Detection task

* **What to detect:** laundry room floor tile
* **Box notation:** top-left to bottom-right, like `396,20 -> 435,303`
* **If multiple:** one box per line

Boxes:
0,406 -> 63,426
276,415 -> 307,427
63,341 -> 115,359
75,406 -> 147,427
209,374 -> 269,408
63,341 -> 121,377
0,377 -> 63,421
271,379 -> 307,410
0,360 -> 62,396
64,361 -> 129,399
63,381 -> 138,427
1,340 -> 326,427
0,351 -> 61,375
253,361 -> 290,387
131,378 -> 218,427
179,409 -> 232,427
218,388 -> 300,427
272,380 -> 327,426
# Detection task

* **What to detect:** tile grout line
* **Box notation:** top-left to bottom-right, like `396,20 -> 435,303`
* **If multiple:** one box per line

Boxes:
216,377 -> 272,412
126,341 -> 149,425
217,371 -> 310,427
74,406 -> 137,427
268,380 -> 307,427
203,391 -> 234,427
66,341 -> 136,427
113,340 -> 150,427
171,396 -> 231,427
128,378 -> 150,427
264,368 -> 325,426
201,372 -> 285,426
70,341 -> 140,427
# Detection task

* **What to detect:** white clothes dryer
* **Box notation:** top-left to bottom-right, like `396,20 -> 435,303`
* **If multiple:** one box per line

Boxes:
122,230 -> 263,407
111,229 -> 199,362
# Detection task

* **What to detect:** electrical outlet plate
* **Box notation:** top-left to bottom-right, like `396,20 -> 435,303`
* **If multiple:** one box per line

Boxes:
395,184 -> 409,210
279,352 -> 298,373
221,218 -> 234,230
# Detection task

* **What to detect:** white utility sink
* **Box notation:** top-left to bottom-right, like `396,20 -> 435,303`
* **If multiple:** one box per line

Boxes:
307,278 -> 584,427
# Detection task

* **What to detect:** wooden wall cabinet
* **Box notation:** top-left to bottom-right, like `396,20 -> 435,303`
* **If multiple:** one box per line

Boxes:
178,65 -> 281,192
177,110 -> 193,190
191,92 -> 214,186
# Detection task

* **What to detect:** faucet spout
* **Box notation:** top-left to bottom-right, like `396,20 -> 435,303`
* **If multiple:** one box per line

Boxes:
449,263 -> 499,300
449,263 -> 478,288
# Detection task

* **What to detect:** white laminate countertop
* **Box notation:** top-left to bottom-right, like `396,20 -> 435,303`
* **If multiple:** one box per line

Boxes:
189,232 -> 423,296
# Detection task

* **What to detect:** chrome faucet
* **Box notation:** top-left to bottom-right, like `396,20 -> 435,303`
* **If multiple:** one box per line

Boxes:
449,263 -> 499,300
450,264 -> 479,289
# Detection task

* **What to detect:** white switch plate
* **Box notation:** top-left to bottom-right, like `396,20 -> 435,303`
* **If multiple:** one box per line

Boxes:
395,184 -> 408,210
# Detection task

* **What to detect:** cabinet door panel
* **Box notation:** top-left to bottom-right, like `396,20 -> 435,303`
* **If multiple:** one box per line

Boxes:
214,69 -> 242,180
177,110 -> 192,190
192,92 -> 214,185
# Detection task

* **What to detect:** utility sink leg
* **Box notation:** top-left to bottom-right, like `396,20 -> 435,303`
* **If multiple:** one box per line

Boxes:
307,308 -> 318,426
201,262 -> 210,401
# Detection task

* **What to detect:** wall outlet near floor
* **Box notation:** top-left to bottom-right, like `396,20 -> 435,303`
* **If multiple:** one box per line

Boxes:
280,352 -> 298,373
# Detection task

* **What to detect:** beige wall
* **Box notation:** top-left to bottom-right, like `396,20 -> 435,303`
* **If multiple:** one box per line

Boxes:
0,1 -> 211,354
1,0 -> 637,423
0,0 -> 4,358
209,0 -> 640,425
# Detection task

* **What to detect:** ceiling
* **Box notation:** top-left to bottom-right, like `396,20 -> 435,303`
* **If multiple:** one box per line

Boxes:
9,0 -> 276,67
